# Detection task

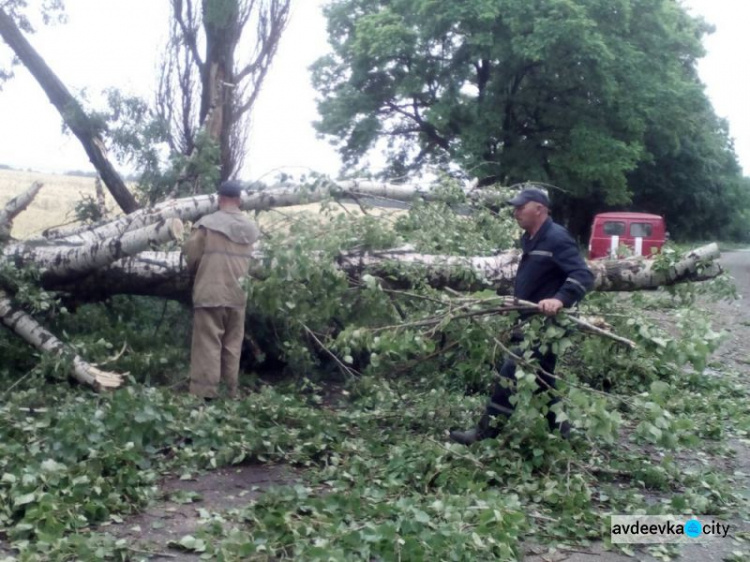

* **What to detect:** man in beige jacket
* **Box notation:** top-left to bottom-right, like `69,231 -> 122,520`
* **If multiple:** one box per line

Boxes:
183,180 -> 260,399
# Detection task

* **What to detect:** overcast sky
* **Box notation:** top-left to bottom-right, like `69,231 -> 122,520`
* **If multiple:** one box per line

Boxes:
0,0 -> 747,180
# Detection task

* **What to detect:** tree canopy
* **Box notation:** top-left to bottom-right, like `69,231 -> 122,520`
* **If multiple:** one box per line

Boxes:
312,0 -> 749,240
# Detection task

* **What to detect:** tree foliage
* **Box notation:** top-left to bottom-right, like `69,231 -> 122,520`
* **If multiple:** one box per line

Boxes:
313,0 -> 749,240
628,98 -> 750,241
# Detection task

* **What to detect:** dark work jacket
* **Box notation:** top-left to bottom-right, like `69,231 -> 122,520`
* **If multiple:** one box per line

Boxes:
513,217 -> 594,309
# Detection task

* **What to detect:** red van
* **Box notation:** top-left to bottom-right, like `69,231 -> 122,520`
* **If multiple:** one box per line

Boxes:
588,212 -> 667,259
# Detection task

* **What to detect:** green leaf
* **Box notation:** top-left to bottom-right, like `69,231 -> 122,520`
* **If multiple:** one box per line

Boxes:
13,492 -> 36,507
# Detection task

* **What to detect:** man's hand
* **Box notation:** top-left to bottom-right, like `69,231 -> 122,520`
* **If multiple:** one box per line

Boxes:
538,298 -> 564,316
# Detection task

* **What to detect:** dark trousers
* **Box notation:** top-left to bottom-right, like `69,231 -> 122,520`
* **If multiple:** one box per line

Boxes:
486,345 -> 560,429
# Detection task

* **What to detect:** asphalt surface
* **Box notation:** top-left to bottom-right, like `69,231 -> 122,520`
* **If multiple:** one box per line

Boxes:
527,249 -> 750,562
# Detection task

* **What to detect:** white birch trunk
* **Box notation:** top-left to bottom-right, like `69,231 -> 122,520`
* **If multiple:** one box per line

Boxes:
43,244 -> 721,301
50,251 -> 192,301
0,290 -> 123,390
338,244 -> 721,293
4,218 -> 183,279
34,180 -> 445,245
588,243 -> 721,291
337,246 -> 523,293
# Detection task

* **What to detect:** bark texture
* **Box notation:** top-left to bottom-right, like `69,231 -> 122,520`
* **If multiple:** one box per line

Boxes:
4,218 -> 184,281
0,8 -> 139,214
39,243 -> 721,302
34,179 -> 443,246
0,290 -> 123,390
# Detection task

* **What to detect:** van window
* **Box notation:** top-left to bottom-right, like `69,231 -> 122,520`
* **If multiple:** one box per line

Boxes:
603,221 -> 625,235
630,222 -> 653,237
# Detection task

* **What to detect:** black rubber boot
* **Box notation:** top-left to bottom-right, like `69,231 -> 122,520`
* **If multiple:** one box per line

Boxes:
449,414 -> 501,445
546,410 -> 571,439
557,420 -> 571,440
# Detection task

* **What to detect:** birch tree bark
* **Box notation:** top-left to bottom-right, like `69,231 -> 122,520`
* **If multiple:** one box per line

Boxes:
0,290 -> 123,390
37,243 -> 721,302
344,243 -> 722,293
34,179 -> 442,244
4,218 -> 184,280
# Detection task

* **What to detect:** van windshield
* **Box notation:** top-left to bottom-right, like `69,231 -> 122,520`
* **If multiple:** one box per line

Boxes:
630,223 -> 653,237
603,221 -> 625,235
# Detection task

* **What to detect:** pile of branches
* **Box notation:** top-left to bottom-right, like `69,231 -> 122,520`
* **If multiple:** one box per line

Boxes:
0,179 -> 722,390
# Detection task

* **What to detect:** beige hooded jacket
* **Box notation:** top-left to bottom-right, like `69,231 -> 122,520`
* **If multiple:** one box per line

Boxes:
183,209 -> 260,308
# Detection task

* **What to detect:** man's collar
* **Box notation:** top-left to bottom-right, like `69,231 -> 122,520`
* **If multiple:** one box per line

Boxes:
526,217 -> 552,239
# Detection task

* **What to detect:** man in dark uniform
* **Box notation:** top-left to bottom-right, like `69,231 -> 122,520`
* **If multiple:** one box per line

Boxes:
450,187 -> 594,445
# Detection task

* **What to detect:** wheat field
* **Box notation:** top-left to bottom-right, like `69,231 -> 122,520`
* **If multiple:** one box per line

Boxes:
0,169 -> 123,239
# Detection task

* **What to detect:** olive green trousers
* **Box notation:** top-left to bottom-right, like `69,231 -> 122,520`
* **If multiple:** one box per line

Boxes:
189,306 -> 245,398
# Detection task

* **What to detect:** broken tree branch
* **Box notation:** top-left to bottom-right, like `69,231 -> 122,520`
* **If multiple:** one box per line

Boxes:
0,181 -> 43,241
0,289 -> 124,390
4,218 -> 184,281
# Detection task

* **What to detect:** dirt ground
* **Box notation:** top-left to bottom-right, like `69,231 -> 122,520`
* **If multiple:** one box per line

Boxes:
102,464 -> 296,561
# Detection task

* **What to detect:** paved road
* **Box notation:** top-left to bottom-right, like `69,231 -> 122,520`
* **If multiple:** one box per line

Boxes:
721,249 -> 750,300
527,249 -> 750,562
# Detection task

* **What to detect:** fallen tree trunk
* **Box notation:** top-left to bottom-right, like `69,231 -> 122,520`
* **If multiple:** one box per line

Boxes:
587,244 -> 722,291
338,244 -> 722,293
0,179 -> 724,391
34,179 -> 444,245
0,219 -> 183,391
41,243 -> 722,302
4,218 -> 184,281
49,251 -> 192,302
0,290 -> 123,390
3,241 -> 721,390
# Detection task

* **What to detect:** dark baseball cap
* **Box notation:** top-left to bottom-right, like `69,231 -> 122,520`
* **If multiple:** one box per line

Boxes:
217,180 -> 244,197
507,187 -> 550,208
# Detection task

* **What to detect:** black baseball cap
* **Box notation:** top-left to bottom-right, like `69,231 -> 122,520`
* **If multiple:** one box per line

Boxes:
217,180 -> 244,197
507,187 -> 550,207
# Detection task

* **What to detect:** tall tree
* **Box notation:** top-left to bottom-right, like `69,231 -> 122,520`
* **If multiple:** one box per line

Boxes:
157,0 -> 291,190
0,0 -> 138,213
627,89 -> 750,241
312,0 -> 746,239
0,0 -> 64,84
0,7 -> 140,213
